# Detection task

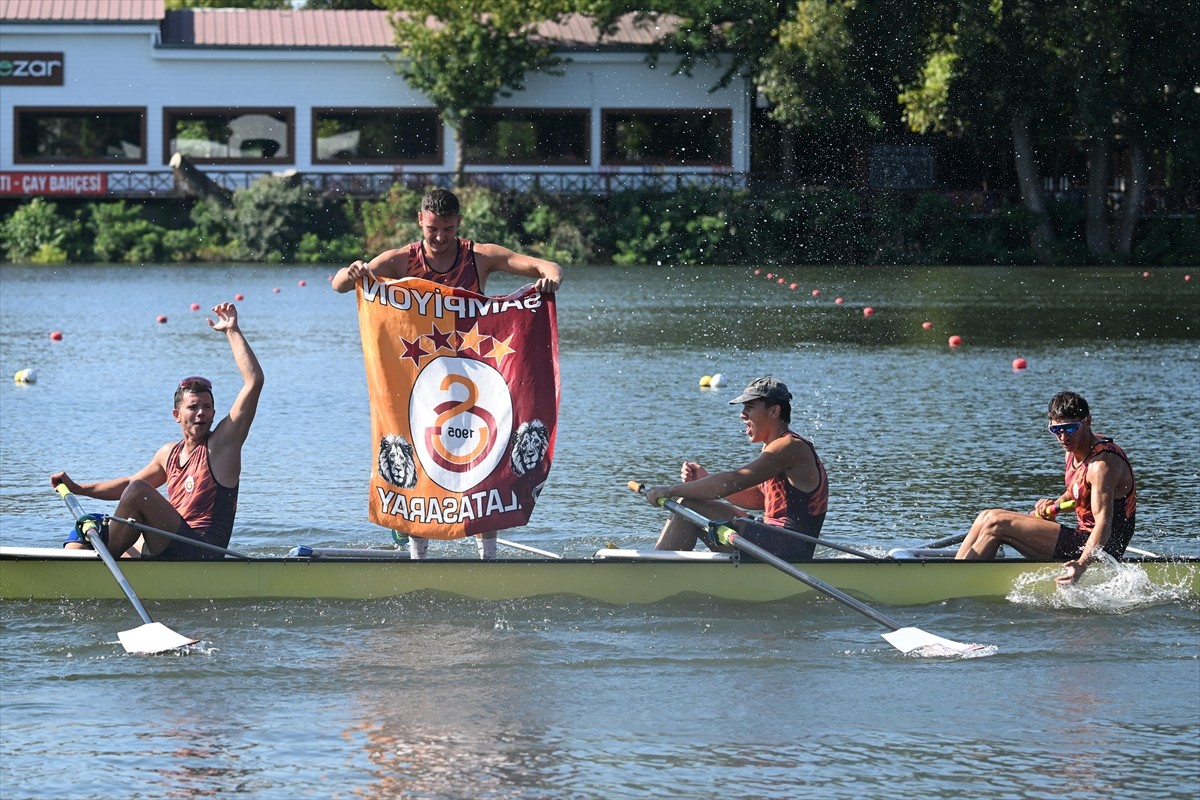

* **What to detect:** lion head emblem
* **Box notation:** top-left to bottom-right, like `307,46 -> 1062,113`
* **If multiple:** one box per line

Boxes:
378,433 -> 417,488
510,419 -> 550,477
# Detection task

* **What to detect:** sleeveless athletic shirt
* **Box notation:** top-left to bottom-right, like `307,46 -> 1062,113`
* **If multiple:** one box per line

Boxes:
403,238 -> 482,292
1065,436 -> 1135,542
761,432 -> 828,537
166,439 -> 238,547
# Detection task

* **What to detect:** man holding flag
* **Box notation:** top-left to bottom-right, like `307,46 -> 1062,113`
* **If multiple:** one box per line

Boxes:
333,189 -> 562,559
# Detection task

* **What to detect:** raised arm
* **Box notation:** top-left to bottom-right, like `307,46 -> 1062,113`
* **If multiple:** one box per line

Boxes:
206,304 -> 264,483
475,243 -> 563,293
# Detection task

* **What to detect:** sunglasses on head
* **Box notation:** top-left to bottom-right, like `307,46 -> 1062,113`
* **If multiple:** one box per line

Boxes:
178,376 -> 213,392
1048,420 -> 1083,436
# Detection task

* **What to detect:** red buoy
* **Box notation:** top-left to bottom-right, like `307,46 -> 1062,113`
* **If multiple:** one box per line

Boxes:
190,303 -> 200,311
777,277 -> 785,284
811,289 -> 821,297
789,283 -> 798,290
834,297 -> 844,305
863,307 -> 875,317
298,280 -> 307,287
156,315 -> 167,324
273,287 -> 281,293
948,335 -> 963,348
235,293 -> 245,301
49,331 -> 63,341
753,269 -> 761,276
922,321 -> 933,330
1012,357 -> 1027,370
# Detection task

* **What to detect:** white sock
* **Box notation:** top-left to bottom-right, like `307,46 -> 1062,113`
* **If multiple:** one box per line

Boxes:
408,535 -> 428,560
478,537 -> 497,560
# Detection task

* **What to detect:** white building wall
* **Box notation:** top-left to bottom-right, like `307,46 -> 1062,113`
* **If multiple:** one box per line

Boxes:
1,21 -> 749,175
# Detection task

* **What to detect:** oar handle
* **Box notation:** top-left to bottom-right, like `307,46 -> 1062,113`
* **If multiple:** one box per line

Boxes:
55,484 -> 156,626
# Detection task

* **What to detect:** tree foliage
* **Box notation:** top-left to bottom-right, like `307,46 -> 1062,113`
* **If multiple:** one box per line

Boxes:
379,0 -> 571,179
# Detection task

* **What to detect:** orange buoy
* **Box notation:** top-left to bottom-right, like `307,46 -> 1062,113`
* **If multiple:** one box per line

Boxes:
948,335 -> 963,348
1012,357 -> 1027,370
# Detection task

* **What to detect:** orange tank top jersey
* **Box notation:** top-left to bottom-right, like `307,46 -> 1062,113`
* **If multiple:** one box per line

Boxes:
1065,436 -> 1136,540
166,439 -> 238,545
761,432 -> 828,537
403,238 -> 482,292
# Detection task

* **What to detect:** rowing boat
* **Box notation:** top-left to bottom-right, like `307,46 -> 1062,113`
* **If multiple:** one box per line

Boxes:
2,546 -> 1196,605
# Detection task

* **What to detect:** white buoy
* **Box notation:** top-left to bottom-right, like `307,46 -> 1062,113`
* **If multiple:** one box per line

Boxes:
13,368 -> 37,384
709,373 -> 727,387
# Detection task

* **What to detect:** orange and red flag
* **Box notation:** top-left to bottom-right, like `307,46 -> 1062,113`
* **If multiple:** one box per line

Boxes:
356,277 -> 559,538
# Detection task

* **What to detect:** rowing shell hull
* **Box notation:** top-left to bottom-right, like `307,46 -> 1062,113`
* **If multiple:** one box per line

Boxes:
2,548 -> 1197,605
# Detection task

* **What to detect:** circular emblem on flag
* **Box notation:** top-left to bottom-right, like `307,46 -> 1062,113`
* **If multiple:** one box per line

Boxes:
411,357 -> 512,491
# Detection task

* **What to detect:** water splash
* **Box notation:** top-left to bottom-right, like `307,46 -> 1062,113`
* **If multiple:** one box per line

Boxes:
1007,553 -> 1196,612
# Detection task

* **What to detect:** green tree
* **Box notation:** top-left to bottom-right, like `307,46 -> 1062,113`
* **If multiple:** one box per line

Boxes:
901,1 -> 1068,263
379,0 -> 570,182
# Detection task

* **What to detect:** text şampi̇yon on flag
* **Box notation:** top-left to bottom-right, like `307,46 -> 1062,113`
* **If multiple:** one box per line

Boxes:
356,276 -> 559,538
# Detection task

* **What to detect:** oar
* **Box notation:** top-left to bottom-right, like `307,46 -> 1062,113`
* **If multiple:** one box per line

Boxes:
105,515 -> 252,560
629,482 -> 988,656
495,538 -> 563,559
919,499 -> 1076,550
55,485 -> 197,654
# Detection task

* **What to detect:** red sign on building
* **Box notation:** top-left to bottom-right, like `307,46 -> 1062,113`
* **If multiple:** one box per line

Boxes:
0,172 -> 108,196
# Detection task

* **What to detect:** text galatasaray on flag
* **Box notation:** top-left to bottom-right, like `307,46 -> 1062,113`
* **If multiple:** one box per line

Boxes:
356,276 -> 560,539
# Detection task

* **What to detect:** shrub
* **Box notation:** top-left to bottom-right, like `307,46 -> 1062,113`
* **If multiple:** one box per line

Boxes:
361,184 -> 421,254
296,231 -> 365,264
231,175 -> 351,262
0,198 -> 83,263
89,201 -> 166,263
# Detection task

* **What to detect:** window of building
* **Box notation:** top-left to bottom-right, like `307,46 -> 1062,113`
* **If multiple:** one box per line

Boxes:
15,107 -> 146,163
463,110 -> 588,165
601,110 -> 732,167
164,108 -> 293,163
313,109 -> 442,164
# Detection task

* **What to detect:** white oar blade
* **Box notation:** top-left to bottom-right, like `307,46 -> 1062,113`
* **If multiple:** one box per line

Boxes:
881,626 -> 989,657
118,622 -> 197,655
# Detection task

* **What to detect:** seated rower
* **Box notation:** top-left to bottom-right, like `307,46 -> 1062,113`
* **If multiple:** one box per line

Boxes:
52,303 -> 264,559
955,391 -> 1136,586
644,377 -> 828,559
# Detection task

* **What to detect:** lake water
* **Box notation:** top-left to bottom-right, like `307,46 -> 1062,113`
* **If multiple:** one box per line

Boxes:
1,263 -> 1198,800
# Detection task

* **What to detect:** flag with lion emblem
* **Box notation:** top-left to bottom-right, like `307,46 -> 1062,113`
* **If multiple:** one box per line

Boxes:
356,276 -> 559,538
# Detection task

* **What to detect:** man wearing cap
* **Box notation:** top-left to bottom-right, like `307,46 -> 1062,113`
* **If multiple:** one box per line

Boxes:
52,303 -> 264,559
645,377 -> 828,558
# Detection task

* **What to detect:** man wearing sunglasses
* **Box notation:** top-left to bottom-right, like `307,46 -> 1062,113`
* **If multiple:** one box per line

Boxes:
955,391 -> 1136,586
52,302 -> 264,559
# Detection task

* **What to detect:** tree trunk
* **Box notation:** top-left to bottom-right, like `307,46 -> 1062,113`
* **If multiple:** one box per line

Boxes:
451,125 -> 466,188
1085,136 -> 1113,258
1009,111 -> 1054,264
1117,142 -> 1147,257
